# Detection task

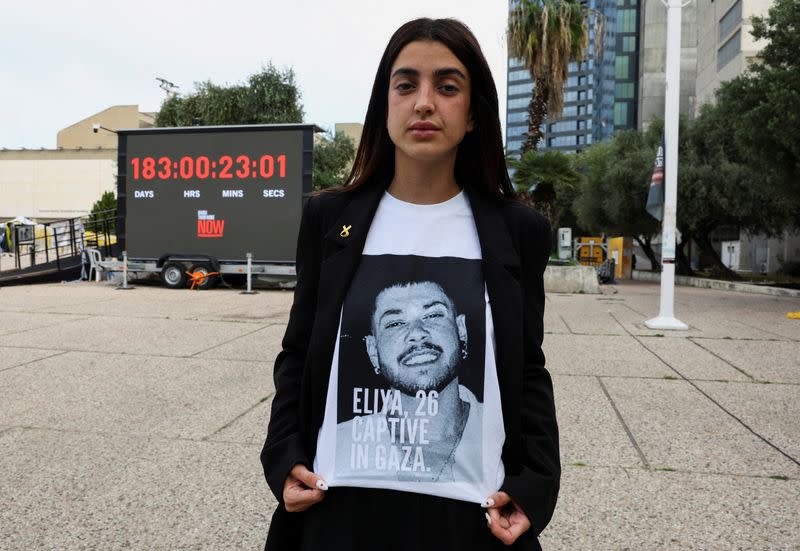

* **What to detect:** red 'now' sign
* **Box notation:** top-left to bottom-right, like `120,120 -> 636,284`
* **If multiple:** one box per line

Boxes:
197,219 -> 225,238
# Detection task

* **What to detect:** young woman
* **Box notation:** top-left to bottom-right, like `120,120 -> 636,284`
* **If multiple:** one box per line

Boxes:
261,18 -> 560,551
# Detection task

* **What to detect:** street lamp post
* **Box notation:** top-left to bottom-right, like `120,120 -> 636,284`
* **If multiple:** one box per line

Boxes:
645,0 -> 689,331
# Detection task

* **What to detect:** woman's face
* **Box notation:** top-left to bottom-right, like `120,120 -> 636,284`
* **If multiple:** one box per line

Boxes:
386,40 -> 474,165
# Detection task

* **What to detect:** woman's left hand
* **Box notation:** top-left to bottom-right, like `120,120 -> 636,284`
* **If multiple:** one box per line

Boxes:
483,491 -> 531,545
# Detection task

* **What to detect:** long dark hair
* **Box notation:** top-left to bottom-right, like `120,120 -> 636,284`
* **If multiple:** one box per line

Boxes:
333,18 -> 515,201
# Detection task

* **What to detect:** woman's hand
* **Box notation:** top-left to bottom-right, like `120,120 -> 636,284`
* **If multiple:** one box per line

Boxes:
483,491 -> 531,545
282,464 -> 328,512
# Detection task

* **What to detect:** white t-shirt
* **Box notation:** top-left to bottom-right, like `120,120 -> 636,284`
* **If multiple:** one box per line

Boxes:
313,190 -> 505,504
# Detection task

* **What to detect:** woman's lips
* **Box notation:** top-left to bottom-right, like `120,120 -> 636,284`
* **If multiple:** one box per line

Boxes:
409,122 -> 440,138
409,128 -> 439,138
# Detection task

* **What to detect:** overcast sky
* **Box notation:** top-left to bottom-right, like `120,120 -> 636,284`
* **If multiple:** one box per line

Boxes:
0,0 -> 510,149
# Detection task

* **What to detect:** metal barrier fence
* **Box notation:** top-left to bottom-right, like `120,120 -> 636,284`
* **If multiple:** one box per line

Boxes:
2,210 -> 116,272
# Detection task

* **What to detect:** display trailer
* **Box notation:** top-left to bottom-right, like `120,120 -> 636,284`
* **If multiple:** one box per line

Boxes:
102,124 -> 319,289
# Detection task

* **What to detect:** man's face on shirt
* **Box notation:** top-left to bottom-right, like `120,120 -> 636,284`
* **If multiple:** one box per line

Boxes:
366,281 -> 467,396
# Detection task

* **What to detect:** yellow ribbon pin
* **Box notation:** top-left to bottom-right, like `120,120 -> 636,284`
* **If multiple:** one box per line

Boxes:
340,224 -> 352,238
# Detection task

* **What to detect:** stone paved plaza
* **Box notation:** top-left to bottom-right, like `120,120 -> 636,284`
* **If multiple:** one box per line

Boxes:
0,280 -> 798,549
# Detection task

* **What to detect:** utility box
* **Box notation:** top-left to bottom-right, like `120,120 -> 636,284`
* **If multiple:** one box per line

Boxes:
607,237 -> 633,279
557,227 -> 572,260
576,237 -> 605,267
721,240 -> 741,271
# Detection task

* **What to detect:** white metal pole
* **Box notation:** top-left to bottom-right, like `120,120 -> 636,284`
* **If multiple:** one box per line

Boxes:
241,252 -> 257,295
645,0 -> 688,330
116,250 -> 134,290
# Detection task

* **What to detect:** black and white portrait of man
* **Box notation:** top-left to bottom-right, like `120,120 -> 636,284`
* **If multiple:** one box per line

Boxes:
334,255 -> 485,484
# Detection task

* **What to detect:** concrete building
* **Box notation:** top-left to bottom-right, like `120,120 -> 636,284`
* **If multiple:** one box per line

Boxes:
0,105 -> 153,223
637,0 -> 697,129
695,0 -> 772,111
506,0 -> 642,155
333,123 -> 363,151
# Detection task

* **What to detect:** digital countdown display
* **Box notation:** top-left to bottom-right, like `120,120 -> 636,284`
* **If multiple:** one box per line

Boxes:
117,125 -> 315,262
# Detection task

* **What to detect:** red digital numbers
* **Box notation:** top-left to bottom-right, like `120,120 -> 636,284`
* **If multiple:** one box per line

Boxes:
130,154 -> 287,181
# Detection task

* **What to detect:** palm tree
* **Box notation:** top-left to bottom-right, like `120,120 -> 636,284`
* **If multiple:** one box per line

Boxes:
508,150 -> 582,229
507,0 -> 600,153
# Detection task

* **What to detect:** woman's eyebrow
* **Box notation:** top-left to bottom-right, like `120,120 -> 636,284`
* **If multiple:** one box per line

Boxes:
390,67 -> 467,80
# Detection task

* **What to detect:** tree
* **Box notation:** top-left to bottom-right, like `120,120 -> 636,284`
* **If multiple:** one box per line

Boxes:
155,63 -> 303,127
573,126 -> 663,271
713,0 -> 800,223
507,150 -> 582,234
313,132 -> 356,190
675,103 -> 792,279
88,190 -> 116,232
507,0 -> 597,153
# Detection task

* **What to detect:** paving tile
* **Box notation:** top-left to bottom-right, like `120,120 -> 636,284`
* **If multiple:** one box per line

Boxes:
691,338 -> 800,384
0,312 -> 89,337
540,466 -> 800,550
0,282 -> 113,312
544,334 -> 672,378
0,352 -> 273,440
543,309 -> 570,334
197,324 -> 287,362
209,400 -> 272,447
0,346 -> 64,372
6,315 -> 266,357
552,375 -> 642,468
695,381 -> 800,465
636,336 -> 753,382
601,378 -> 800,478
0,428 -> 273,550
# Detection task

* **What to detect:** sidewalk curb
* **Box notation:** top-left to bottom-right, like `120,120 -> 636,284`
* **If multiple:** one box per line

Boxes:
632,270 -> 800,298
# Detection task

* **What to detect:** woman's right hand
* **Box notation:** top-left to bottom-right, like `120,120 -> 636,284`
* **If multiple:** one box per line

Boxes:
282,464 -> 328,512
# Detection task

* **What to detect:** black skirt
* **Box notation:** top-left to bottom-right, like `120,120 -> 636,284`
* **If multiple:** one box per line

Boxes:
266,486 -> 542,551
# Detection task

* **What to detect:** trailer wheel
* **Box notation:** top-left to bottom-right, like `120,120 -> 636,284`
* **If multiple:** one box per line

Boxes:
187,264 -> 219,290
160,262 -> 187,289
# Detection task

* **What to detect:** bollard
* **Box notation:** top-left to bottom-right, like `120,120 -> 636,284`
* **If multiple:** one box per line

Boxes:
240,252 -> 258,295
116,250 -> 134,290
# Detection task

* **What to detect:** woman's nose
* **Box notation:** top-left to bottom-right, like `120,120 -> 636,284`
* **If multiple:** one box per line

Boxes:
414,83 -> 435,115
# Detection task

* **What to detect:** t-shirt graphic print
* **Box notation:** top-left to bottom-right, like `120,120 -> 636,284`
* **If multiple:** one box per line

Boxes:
334,255 -> 484,484
314,190 -> 505,504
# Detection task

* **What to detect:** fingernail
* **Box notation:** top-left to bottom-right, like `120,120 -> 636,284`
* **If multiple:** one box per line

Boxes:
484,512 -> 492,525
481,498 -> 495,508
315,480 -> 328,491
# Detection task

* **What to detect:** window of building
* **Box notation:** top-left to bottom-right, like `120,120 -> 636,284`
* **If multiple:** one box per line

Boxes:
719,0 -> 742,42
508,68 -> 531,82
618,9 -> 637,33
550,120 -> 577,133
615,55 -> 630,79
578,90 -> 586,101
578,75 -> 588,86
508,97 -> 530,109
548,135 -> 577,148
507,139 -> 523,153
507,111 -> 528,124
622,36 -> 636,52
614,102 -> 629,126
567,75 -> 578,87
509,82 -> 533,95
717,29 -> 741,71
615,82 -> 634,98
563,105 -> 577,117
509,57 -> 525,69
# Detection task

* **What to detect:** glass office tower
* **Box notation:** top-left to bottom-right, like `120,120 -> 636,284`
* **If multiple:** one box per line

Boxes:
506,0 -> 640,155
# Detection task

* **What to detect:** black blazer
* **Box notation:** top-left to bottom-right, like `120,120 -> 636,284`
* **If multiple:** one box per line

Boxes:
261,180 -> 560,550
